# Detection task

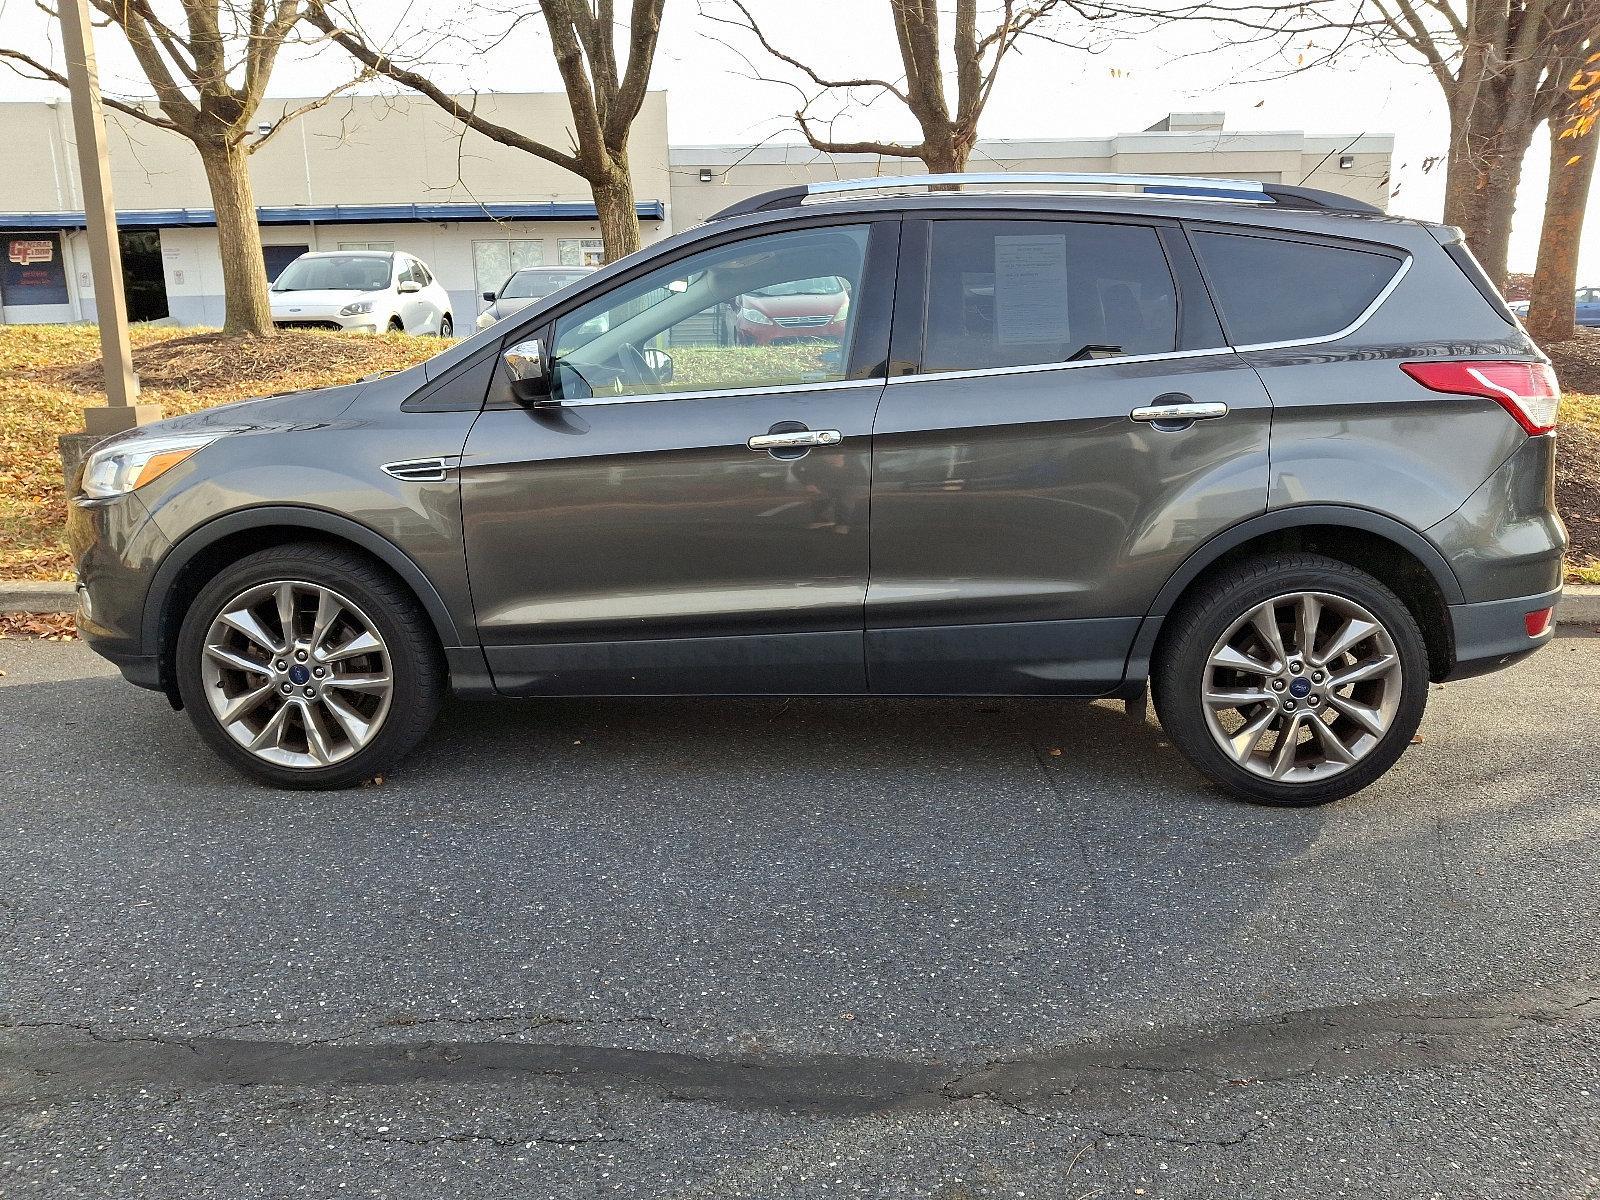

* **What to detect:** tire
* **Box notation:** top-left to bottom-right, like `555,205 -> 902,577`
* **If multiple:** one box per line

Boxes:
438,314 -> 453,337
387,317 -> 404,333
1151,553 -> 1429,807
175,543 -> 444,789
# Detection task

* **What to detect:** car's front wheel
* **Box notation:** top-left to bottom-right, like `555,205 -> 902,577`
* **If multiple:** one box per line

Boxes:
175,544 -> 443,789
1152,554 -> 1429,806
438,313 -> 453,337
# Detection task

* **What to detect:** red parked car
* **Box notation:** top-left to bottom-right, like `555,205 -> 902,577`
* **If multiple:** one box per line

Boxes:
730,275 -> 850,345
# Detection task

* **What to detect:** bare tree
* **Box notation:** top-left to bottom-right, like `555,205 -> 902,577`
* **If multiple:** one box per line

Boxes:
1,2 -> 358,337
705,0 -> 1090,174
304,0 -> 663,262
1527,44 -> 1599,345
1064,0 -> 1596,286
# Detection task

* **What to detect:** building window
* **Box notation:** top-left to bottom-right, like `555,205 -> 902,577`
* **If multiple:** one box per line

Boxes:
262,244 -> 310,282
474,240 -> 544,300
559,238 -> 605,267
339,240 -> 394,252
3,234 -> 70,306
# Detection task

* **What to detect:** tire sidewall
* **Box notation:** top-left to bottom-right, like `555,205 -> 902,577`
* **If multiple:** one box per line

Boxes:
1155,561 -> 1430,806
175,551 -> 434,789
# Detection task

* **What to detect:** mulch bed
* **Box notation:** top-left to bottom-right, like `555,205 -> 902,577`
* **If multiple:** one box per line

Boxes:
1547,328 -> 1600,396
56,331 -> 419,394
1557,418 -> 1600,568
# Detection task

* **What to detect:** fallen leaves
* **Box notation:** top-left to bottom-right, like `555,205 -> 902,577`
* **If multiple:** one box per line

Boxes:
0,611 -> 78,640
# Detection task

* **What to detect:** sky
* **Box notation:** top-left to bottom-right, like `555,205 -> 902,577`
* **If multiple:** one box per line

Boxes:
0,0 -> 1594,278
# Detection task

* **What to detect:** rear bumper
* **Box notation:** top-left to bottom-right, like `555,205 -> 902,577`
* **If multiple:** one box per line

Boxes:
1441,585 -> 1562,681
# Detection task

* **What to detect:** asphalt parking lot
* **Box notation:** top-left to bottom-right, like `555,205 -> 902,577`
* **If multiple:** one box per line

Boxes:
2,634 -> 1598,1199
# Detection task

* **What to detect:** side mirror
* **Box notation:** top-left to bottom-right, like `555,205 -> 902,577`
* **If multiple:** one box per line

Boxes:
398,280 -> 422,294
502,338 -> 549,404
482,291 -> 497,303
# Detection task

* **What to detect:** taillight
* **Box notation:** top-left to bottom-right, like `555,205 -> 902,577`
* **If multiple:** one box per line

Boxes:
1524,607 -> 1554,638
1400,360 -> 1560,435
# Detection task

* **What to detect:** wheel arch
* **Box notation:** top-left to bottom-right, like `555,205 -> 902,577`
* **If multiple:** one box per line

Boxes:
144,506 -> 465,694
1129,505 -> 1463,686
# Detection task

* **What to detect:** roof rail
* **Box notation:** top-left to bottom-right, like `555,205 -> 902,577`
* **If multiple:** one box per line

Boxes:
707,172 -> 1383,221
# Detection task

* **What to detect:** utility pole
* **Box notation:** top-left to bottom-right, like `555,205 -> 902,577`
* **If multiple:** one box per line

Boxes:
58,0 -> 159,436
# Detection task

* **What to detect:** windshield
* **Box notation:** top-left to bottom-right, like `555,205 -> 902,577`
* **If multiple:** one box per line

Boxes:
272,255 -> 392,293
750,276 -> 844,298
502,270 -> 590,300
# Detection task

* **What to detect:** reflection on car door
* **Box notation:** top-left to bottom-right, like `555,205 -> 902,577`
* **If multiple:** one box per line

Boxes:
866,216 -> 1272,695
460,218 -> 899,695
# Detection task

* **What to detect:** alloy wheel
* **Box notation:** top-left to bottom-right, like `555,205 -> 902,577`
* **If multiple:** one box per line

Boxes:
199,580 -> 394,769
1201,590 -> 1403,784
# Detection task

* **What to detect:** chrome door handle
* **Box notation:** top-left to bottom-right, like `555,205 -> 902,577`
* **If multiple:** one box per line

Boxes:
1130,402 -> 1229,423
747,429 -> 842,451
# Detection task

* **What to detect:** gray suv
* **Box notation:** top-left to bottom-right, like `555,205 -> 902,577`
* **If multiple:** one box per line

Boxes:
67,173 -> 1566,805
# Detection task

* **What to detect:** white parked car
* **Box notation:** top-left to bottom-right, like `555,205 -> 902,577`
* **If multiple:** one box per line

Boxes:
269,251 -> 454,336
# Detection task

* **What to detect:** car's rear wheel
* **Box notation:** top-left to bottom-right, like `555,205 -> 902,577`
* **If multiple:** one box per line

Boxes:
1152,554 -> 1429,806
175,544 -> 443,789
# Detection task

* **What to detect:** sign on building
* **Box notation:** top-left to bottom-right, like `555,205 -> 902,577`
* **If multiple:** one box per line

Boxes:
3,234 -> 70,305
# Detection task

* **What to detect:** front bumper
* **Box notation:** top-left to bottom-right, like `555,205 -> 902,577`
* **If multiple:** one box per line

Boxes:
1441,585 -> 1563,681
67,490 -> 173,692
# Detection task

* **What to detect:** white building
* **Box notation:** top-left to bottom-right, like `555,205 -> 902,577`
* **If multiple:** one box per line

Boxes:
0,96 -> 1391,328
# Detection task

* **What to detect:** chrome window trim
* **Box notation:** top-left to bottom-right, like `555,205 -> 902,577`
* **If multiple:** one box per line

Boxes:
1229,254 -> 1412,352
540,376 -> 883,409
886,345 -> 1235,387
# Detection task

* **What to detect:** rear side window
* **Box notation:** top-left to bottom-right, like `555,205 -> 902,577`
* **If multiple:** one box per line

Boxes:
1191,230 -> 1402,346
921,219 -> 1178,375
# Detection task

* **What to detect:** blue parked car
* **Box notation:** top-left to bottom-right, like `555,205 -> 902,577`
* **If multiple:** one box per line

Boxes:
1509,286 -> 1600,326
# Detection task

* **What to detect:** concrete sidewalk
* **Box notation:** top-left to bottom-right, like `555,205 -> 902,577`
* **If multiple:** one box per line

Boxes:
8,577 -> 1599,624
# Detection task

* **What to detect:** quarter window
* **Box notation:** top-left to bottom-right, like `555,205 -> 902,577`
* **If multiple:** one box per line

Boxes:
921,220 -> 1178,375
1191,230 -> 1403,346
550,225 -> 871,400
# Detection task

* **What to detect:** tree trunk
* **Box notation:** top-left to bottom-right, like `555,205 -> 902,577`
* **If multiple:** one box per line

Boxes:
1527,114 -> 1598,348
198,140 -> 274,337
1443,115 -> 1527,288
591,162 -> 642,264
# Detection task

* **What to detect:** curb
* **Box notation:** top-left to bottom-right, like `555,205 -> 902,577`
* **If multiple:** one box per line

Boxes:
5,579 -> 1599,625
0,581 -> 77,615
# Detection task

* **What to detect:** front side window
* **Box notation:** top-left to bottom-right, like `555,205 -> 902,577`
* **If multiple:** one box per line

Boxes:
921,219 -> 1178,376
550,224 -> 870,400
1191,230 -> 1403,346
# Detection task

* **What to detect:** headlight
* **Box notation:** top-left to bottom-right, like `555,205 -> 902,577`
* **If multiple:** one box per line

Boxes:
340,298 -> 377,316
80,432 -> 216,499
736,306 -> 773,325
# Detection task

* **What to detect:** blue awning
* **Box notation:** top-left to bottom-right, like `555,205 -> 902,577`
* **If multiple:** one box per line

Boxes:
0,199 -> 666,231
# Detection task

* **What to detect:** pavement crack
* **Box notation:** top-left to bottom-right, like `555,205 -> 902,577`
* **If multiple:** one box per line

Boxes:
355,1130 -> 624,1151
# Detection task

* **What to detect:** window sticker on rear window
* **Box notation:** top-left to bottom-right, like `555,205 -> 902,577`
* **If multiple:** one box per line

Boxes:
994,234 -> 1070,346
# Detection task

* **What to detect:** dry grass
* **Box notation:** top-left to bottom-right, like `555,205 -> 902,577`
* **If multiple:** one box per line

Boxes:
0,325 -> 446,579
